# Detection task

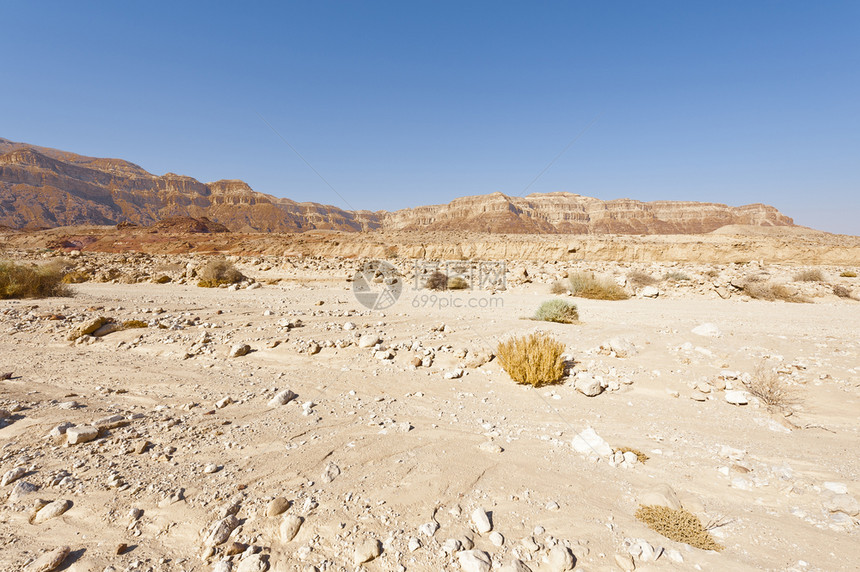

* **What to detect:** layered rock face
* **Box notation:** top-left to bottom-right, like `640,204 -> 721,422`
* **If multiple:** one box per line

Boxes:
0,137 -> 794,234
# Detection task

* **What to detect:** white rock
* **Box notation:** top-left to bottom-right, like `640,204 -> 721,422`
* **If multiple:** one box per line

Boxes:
606,337 -> 637,357
204,515 -> 239,546
666,549 -> 684,563
236,555 -> 268,572
614,552 -> 635,571
725,390 -> 749,405
343,322 -> 357,330
458,550 -> 492,572
641,286 -> 660,298
1,466 -> 26,486
32,499 -> 72,524
489,531 -> 505,546
442,538 -> 463,554
408,537 -> 422,551
24,546 -> 69,572
267,390 -> 297,407
215,396 -> 233,409
212,561 -> 232,572
692,323 -> 722,337
547,545 -> 576,571
444,369 -> 464,379
358,334 -> 380,348
571,427 -> 612,457
228,344 -> 251,358
66,425 -> 98,445
321,462 -> 340,483
824,482 -> 849,495
574,372 -> 603,397
8,480 -> 38,502
471,507 -> 492,533
280,515 -> 304,541
354,538 -> 382,565
419,521 -> 439,536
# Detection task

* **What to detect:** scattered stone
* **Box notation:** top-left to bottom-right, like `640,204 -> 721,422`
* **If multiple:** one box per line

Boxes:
266,497 -> 290,517
228,344 -> 251,358
8,481 -> 38,503
419,521 -> 439,536
824,482 -> 849,495
574,372 -> 603,397
2,466 -> 26,486
408,537 -> 422,551
692,323 -> 722,337
236,554 -> 268,572
458,550 -> 492,572
614,552 -> 636,571
547,545 -> 576,571
604,337 -> 637,357
202,464 -> 221,474
31,499 -> 72,524
444,369 -> 464,379
358,334 -> 380,348
65,424 -> 99,445
24,546 -> 70,572
321,462 -> 341,483
442,538 -> 463,555
68,317 -> 111,341
571,427 -> 613,457
215,396 -> 234,409
203,515 -> 240,546
639,484 -> 681,510
280,514 -> 304,542
268,389 -> 298,408
354,538 -> 382,565
489,531 -> 505,547
471,507 -> 492,533
641,286 -> 660,298
725,390 -> 749,405
478,441 -> 504,454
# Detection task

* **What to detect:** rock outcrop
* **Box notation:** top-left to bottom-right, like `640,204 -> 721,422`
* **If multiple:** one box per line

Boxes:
0,137 -> 794,234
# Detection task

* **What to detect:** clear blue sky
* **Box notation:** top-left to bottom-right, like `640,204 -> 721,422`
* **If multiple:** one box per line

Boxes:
3,1 -> 858,234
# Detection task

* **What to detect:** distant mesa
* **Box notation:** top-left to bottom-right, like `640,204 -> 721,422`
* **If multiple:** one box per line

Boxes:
0,136 -> 796,234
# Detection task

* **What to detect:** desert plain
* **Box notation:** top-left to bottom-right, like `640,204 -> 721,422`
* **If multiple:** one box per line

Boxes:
0,227 -> 859,572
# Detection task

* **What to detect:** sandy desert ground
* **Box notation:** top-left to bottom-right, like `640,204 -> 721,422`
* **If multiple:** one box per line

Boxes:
1,250 -> 859,572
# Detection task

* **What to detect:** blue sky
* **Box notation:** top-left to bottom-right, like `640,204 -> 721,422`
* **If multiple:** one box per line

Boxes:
2,1 -> 858,234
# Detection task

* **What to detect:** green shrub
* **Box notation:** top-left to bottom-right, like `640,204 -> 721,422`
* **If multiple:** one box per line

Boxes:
533,299 -> 579,324
568,272 -> 629,300
497,332 -> 566,388
0,260 -> 71,299
197,256 -> 244,288
793,269 -> 824,282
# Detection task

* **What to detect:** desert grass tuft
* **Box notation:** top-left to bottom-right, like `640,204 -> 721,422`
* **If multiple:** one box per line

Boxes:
744,363 -> 800,413
497,331 -> 566,388
793,268 -> 824,282
447,276 -> 469,290
197,256 -> 244,288
635,505 -> 723,551
742,281 -> 808,303
627,270 -> 657,288
425,271 -> 448,291
0,260 -> 71,299
614,447 -> 649,463
832,285 -> 853,299
663,270 -> 691,282
550,280 -> 569,295
568,272 -> 629,300
533,299 -> 579,324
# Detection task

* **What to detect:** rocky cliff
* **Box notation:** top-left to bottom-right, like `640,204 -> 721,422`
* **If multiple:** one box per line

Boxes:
0,137 -> 795,234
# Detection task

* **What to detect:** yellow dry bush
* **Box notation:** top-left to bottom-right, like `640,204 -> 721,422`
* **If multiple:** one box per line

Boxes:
568,272 -> 629,300
635,505 -> 723,551
497,332 -> 566,388
614,447 -> 649,463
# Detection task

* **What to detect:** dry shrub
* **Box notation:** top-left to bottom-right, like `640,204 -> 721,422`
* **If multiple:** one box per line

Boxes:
635,505 -> 723,551
568,272 -> 629,300
793,268 -> 824,282
742,281 -> 808,303
550,280 -> 568,294
533,299 -> 579,324
832,284 -> 852,299
497,332 -> 566,388
425,271 -> 448,291
744,364 -> 800,413
614,447 -> 649,463
627,270 -> 657,288
197,256 -> 244,288
840,270 -> 857,278
447,276 -> 469,290
0,260 -> 71,299
664,270 -> 691,282
61,270 -> 91,284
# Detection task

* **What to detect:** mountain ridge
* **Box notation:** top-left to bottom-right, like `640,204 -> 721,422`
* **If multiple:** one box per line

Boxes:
0,137 -> 795,234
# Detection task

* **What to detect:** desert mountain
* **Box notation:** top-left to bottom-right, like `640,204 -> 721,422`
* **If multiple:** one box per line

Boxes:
0,137 -> 794,234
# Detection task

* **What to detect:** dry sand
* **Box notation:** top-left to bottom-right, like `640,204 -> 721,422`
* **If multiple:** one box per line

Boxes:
1,253 -> 859,571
